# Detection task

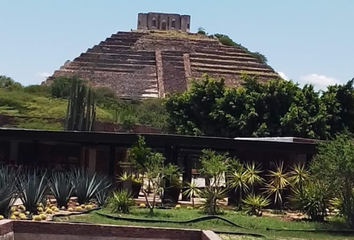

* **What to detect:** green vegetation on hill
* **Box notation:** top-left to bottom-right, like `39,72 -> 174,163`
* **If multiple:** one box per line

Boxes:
0,76 -> 167,130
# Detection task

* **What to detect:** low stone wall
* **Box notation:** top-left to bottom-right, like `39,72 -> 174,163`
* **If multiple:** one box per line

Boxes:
0,220 -> 221,240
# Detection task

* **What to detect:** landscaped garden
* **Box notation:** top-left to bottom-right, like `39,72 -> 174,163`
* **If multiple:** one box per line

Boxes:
1,134 -> 354,240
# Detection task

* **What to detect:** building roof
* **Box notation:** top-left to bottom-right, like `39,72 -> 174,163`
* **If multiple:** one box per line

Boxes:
0,128 -> 317,153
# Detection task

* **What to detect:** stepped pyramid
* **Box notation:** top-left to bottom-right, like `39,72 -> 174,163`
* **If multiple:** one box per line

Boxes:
47,13 -> 279,99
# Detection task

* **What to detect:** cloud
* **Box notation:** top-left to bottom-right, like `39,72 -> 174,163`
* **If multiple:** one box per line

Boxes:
36,72 -> 51,78
277,71 -> 289,80
299,74 -> 341,90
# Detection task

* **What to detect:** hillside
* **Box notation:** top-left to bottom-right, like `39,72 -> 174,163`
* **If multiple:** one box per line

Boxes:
0,85 -> 167,131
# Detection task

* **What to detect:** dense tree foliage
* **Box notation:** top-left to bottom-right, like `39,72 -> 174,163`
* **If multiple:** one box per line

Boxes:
164,74 -> 354,139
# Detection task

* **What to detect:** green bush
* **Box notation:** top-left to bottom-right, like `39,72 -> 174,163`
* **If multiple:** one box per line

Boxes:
291,180 -> 330,221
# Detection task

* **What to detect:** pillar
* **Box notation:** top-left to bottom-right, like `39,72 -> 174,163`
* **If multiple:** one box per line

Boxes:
88,148 -> 97,175
109,145 -> 116,178
182,154 -> 192,201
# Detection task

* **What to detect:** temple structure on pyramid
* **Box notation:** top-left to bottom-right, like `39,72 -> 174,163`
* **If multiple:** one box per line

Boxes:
46,12 -> 279,99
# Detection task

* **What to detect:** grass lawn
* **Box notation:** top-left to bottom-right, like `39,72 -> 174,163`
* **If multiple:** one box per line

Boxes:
54,207 -> 354,240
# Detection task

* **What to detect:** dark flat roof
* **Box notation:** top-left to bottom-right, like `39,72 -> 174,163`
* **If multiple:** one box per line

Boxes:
0,128 -> 317,153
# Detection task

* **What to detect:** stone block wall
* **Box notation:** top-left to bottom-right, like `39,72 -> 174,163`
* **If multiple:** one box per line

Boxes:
0,221 -> 221,240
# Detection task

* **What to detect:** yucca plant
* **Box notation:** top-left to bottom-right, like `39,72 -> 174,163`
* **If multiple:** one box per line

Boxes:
228,165 -> 249,207
182,180 -> 201,207
288,162 -> 309,194
243,193 -> 270,216
95,174 -> 113,207
201,187 -> 227,215
17,168 -> 48,214
49,171 -> 74,208
107,190 -> 135,214
71,168 -> 104,205
264,161 -> 290,211
0,166 -> 18,218
244,162 -> 264,193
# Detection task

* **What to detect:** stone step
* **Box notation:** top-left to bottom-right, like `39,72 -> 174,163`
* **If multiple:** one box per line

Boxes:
78,52 -> 156,61
190,58 -> 269,68
73,57 -> 156,66
190,53 -> 256,62
193,67 -> 278,76
193,49 -> 252,58
63,66 -> 153,73
65,63 -> 155,71
191,62 -> 274,72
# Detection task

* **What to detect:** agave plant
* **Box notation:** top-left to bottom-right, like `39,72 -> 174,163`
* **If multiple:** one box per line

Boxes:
17,168 -> 48,214
95,174 -> 113,207
71,168 -> 105,205
264,161 -> 290,210
49,171 -> 74,208
182,180 -> 201,207
243,193 -> 270,216
0,166 -> 18,218
107,190 -> 135,214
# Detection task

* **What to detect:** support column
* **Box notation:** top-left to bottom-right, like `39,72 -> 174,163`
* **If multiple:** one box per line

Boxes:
182,154 -> 192,201
109,145 -> 116,178
10,140 -> 18,164
88,148 -> 97,175
33,140 -> 39,167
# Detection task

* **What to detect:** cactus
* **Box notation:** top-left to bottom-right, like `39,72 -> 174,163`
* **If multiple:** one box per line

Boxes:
64,78 -> 96,131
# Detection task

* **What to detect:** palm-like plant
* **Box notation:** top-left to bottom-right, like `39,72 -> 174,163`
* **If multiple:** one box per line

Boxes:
264,161 -> 289,210
0,166 -> 18,218
182,180 -> 201,207
201,187 -> 227,215
244,162 -> 264,192
18,169 -> 48,214
288,162 -> 309,194
243,193 -> 270,216
49,171 -> 74,208
228,166 -> 249,206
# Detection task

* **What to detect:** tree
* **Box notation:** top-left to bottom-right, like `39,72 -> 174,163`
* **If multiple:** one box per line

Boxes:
0,76 -> 23,91
50,76 -> 74,98
199,150 -> 230,215
310,134 -> 354,226
165,74 -> 330,139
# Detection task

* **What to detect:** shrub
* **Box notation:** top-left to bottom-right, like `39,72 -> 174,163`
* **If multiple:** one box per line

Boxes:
291,180 -> 330,221
107,190 -> 135,214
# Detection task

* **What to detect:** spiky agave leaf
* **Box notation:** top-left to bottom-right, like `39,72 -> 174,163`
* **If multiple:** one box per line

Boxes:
228,166 -> 249,194
0,166 -> 18,218
18,168 -> 48,214
95,173 -> 113,207
49,171 -> 74,208
71,168 -> 108,205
